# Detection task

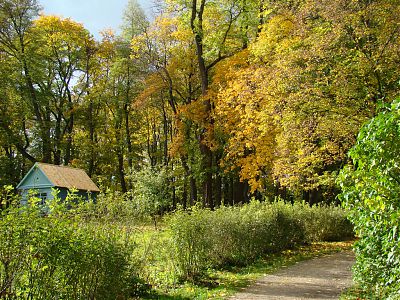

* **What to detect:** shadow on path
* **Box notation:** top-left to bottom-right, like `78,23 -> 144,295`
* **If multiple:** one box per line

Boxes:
230,251 -> 355,300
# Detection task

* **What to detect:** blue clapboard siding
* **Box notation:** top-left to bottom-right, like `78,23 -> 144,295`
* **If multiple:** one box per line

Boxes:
57,189 -> 96,201
18,165 -> 54,205
20,187 -> 55,205
18,166 -> 53,189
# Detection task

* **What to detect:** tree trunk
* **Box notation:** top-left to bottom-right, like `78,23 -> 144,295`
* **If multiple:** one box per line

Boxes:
88,99 -> 95,177
214,172 -> 222,208
42,108 -> 52,163
190,176 -> 198,206
0,121 -> 36,162
172,175 -> 176,210
125,63 -> 134,171
181,155 -> 197,206
64,116 -> 73,165
162,103 -> 169,166
191,0 -> 214,208
117,150 -> 128,193
228,177 -> 234,206
20,41 -> 51,163
182,175 -> 188,209
214,152 -> 223,207
85,45 -> 96,177
233,176 -> 249,205
201,144 -> 213,208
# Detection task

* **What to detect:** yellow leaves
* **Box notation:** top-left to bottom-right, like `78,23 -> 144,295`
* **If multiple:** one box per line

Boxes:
169,119 -> 186,157
212,53 -> 277,192
130,34 -> 146,59
135,74 -> 167,108
97,30 -> 118,60
179,99 -> 208,126
238,156 -> 262,192
251,13 -> 297,60
213,50 -> 250,87
210,0 -> 379,194
136,15 -> 192,51
28,14 -> 94,76
32,14 -> 91,50
157,16 -> 193,43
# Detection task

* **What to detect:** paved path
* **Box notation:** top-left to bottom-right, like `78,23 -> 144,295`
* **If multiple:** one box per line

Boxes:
230,251 -> 355,300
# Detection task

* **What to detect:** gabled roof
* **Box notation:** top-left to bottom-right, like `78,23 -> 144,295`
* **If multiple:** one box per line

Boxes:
18,162 -> 100,192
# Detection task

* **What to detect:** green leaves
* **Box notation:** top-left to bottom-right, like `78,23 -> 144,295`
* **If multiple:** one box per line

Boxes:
338,97 -> 400,298
167,200 -> 352,281
0,195 -> 141,299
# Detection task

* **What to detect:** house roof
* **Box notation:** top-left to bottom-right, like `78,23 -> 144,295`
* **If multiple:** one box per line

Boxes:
31,163 -> 100,192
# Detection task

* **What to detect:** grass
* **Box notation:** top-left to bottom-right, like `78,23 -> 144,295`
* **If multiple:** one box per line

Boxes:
139,240 -> 354,300
339,287 -> 379,300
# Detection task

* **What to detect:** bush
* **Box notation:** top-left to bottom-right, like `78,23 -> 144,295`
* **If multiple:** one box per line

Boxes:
167,207 -> 213,280
0,195 -> 142,299
78,188 -> 145,223
167,200 -> 352,281
131,166 -> 174,219
81,166 -> 174,226
293,202 -> 354,243
338,99 -> 400,299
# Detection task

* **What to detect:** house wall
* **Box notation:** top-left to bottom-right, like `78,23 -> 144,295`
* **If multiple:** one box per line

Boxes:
20,187 -> 55,205
20,188 -> 98,205
18,166 -> 54,205
57,189 -> 97,201
19,167 -> 53,190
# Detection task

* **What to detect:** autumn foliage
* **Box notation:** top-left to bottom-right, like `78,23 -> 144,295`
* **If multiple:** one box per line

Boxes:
1,0 -> 400,206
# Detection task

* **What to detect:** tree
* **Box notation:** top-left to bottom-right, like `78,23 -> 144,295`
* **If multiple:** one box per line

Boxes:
213,50 -> 276,193
75,31 -> 144,192
163,0 -> 261,207
121,0 -> 149,40
0,3 -> 95,166
213,0 -> 400,202
28,15 -> 93,165
0,0 -> 41,162
268,0 -> 400,201
132,13 -> 202,206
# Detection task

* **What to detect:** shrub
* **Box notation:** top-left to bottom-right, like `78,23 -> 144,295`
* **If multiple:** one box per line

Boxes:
78,188 -> 145,223
0,196 -> 142,299
293,202 -> 354,243
167,207 -> 213,280
167,200 -> 352,281
71,166 -> 175,226
131,166 -> 174,220
338,98 -> 400,299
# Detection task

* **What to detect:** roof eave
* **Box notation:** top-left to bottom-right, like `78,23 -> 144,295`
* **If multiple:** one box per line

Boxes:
16,162 -> 47,189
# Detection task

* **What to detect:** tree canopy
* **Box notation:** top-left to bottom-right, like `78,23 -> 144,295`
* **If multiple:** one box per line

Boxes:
1,0 -> 400,206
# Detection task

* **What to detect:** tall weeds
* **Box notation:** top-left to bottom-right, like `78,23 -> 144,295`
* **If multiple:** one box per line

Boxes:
167,200 -> 353,281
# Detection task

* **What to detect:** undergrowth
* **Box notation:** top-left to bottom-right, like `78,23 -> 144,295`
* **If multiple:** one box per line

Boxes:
142,241 -> 353,300
0,190 -> 353,299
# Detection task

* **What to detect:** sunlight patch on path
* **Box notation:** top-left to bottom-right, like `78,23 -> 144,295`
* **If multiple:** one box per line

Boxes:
229,251 -> 354,300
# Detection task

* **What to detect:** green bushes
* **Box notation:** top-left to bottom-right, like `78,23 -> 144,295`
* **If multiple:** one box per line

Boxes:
0,186 -> 353,296
293,202 -> 354,243
77,168 -> 174,224
79,188 -> 144,222
338,99 -> 400,299
0,199 -> 141,299
167,200 -> 353,281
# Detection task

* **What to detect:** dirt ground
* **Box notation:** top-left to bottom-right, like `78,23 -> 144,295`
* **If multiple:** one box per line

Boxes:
229,251 -> 355,300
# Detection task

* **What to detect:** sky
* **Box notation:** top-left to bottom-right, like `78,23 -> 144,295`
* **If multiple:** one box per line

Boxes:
39,0 -> 154,39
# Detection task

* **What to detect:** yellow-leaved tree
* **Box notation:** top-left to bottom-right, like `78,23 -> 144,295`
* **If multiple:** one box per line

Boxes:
213,0 -> 400,202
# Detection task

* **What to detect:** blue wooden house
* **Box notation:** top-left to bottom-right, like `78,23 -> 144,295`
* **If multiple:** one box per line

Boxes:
17,162 -> 100,205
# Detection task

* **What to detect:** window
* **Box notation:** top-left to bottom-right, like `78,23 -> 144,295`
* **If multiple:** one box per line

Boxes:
35,193 -> 47,205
